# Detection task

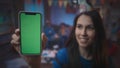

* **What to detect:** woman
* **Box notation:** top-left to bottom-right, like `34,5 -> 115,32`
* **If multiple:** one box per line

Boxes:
52,10 -> 113,68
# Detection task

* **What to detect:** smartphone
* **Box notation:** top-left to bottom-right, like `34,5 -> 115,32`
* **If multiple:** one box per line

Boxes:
19,11 -> 42,55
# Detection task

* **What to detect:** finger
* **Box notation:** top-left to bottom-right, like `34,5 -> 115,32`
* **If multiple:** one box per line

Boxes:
12,34 -> 20,41
15,28 -> 20,36
11,39 -> 20,45
11,34 -> 20,45
15,28 -> 20,33
41,33 -> 44,40
42,34 -> 47,49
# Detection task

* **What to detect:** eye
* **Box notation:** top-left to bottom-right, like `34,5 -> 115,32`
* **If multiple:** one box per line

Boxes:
76,24 -> 82,29
87,25 -> 95,30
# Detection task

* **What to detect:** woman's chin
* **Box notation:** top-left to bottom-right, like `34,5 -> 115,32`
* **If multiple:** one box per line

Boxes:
78,43 -> 89,48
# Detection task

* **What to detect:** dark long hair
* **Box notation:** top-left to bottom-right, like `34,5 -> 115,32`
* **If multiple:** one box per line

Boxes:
65,10 -> 109,68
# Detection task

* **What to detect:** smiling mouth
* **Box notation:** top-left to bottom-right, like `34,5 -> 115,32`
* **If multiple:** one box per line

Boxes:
78,36 -> 88,41
78,37 -> 89,43
78,36 -> 88,40
80,38 -> 88,41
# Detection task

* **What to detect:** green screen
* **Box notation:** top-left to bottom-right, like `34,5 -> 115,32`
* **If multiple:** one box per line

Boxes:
20,12 -> 41,55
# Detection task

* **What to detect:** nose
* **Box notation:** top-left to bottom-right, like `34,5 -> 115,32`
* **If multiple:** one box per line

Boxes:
81,28 -> 87,36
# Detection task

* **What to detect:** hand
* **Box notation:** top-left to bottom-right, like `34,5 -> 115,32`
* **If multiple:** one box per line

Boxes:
11,28 -> 48,68
11,28 -> 47,52
11,28 -> 20,53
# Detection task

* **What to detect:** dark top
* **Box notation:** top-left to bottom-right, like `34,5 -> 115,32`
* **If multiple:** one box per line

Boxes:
52,48 -> 114,68
52,48 -> 92,68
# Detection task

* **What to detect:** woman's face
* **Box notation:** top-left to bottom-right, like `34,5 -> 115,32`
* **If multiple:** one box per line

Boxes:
75,14 -> 95,48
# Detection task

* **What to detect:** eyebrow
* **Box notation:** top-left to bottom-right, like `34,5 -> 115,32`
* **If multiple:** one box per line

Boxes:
76,23 -> 94,26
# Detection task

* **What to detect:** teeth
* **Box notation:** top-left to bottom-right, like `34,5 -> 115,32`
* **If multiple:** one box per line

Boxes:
81,39 -> 87,41
80,38 -> 88,42
78,36 -> 88,41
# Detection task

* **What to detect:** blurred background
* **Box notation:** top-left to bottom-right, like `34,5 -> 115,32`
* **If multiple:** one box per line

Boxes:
0,0 -> 120,68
